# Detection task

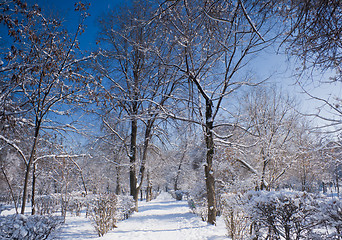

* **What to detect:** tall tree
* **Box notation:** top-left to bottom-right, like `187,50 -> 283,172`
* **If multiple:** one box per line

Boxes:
0,1 -> 92,214
240,85 -> 301,190
95,0 -> 179,211
155,0 -> 279,224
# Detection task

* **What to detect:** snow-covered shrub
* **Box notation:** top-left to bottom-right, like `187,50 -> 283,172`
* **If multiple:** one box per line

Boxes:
87,193 -> 117,237
0,214 -> 63,240
245,190 -> 319,240
319,198 -> 342,239
116,195 -> 134,221
35,195 -> 59,215
222,193 -> 250,240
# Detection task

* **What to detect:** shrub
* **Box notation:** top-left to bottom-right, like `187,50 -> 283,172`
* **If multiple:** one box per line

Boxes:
222,193 -> 250,240
319,198 -> 342,239
0,214 -> 63,240
116,195 -> 135,221
244,190 -> 319,240
87,193 -> 117,237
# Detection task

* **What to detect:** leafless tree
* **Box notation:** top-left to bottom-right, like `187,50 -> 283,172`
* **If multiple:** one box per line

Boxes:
155,0 -> 280,224
95,0 -> 179,211
239,85 -> 302,190
0,1 -> 94,214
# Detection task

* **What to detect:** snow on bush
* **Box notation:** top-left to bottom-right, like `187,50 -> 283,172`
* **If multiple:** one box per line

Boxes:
116,195 -> 135,221
0,214 -> 63,240
244,190 -> 319,240
221,193 -> 250,240
318,198 -> 342,239
87,193 -> 117,237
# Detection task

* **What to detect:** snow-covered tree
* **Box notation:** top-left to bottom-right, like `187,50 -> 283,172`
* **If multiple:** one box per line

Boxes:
0,1 -> 93,214
154,0 -> 282,224
94,0 -> 180,211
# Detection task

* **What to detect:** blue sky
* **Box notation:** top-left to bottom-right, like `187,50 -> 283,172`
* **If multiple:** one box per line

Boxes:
10,0 -> 341,131
27,0 -> 122,50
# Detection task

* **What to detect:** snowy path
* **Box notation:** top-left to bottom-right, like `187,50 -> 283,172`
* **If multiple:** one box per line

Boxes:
56,192 -> 227,240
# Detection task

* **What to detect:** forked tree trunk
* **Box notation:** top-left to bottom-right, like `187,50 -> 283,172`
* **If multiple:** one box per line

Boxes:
205,99 -> 217,225
21,122 -> 40,214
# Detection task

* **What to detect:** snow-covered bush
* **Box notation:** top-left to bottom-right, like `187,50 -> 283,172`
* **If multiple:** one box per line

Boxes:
245,190 -> 319,240
0,214 -> 63,240
87,193 -> 117,237
319,198 -> 342,239
222,193 -> 250,240
116,195 -> 135,221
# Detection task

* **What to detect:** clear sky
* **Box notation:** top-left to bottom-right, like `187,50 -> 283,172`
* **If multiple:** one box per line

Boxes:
15,0 -> 342,132
27,0 -> 123,50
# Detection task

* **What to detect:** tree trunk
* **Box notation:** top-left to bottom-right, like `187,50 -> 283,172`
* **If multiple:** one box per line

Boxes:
146,171 -> 152,202
336,175 -> 340,197
115,165 -> 121,195
129,118 -> 138,207
260,149 -> 268,191
31,162 -> 36,215
205,99 -> 217,225
21,122 -> 40,214
174,144 -> 186,191
1,166 -> 18,214
135,122 -> 153,210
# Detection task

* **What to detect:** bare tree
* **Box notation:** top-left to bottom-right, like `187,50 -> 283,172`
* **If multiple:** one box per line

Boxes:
240,85 -> 302,190
155,0 -> 279,224
95,0 -> 179,211
0,1 -> 93,214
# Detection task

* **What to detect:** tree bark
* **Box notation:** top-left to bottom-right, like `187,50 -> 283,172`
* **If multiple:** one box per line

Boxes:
21,121 -> 40,214
129,118 -> 138,205
115,165 -> 121,195
146,171 -> 152,202
205,99 -> 217,225
134,122 -> 153,210
174,144 -> 187,191
31,162 -> 36,215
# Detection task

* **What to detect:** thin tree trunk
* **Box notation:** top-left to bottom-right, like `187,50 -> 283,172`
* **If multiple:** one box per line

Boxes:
135,121 -> 153,210
80,172 -> 88,196
336,175 -> 340,197
31,162 -> 36,215
174,143 -> 187,191
260,149 -> 268,191
115,165 -> 121,195
146,171 -> 152,202
1,166 -> 18,214
205,99 -> 217,225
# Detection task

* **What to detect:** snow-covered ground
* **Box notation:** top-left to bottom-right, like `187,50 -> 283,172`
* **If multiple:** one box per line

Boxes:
55,192 -> 228,240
